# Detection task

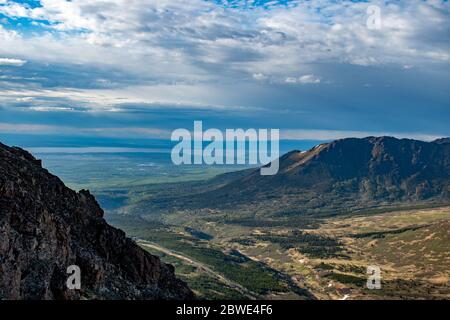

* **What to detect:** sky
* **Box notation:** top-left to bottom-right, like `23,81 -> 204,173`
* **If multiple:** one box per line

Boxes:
0,0 -> 449,147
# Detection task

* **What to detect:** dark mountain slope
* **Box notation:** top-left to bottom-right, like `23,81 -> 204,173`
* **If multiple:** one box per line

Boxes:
136,137 -> 450,215
224,136 -> 450,194
0,142 -> 194,300
434,138 -> 450,145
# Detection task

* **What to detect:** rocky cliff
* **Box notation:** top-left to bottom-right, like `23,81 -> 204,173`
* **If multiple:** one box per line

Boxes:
0,142 -> 194,300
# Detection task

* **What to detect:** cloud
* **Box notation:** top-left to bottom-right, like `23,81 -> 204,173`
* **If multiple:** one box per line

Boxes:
0,122 -> 171,138
0,122 -> 56,133
280,129 -> 443,142
285,74 -> 321,84
0,58 -> 27,66
0,0 -> 449,140
28,106 -> 75,112
0,0 -> 449,79
285,77 -> 297,84
252,73 -> 269,81
298,75 -> 320,84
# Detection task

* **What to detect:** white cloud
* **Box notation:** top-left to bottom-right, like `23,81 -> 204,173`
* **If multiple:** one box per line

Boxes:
298,74 -> 320,84
28,106 -> 75,112
252,73 -> 268,81
0,0 -> 448,82
0,83 -> 264,113
285,77 -> 297,83
0,57 -> 26,66
285,74 -> 321,84
16,97 -> 34,102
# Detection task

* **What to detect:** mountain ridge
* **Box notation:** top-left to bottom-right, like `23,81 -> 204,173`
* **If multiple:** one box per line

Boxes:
135,136 -> 450,215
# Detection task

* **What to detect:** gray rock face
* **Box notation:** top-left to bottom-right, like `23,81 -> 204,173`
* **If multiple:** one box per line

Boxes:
0,142 -> 194,300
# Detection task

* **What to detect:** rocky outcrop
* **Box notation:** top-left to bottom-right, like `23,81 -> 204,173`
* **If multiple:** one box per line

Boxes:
0,142 -> 194,300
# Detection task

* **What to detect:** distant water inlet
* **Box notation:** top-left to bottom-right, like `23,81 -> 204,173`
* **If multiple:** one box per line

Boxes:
171,121 -> 280,175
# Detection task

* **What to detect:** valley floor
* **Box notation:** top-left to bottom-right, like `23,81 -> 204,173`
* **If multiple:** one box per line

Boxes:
108,205 -> 450,300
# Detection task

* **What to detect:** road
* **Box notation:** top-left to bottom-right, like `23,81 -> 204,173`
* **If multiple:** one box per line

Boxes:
137,240 -> 260,300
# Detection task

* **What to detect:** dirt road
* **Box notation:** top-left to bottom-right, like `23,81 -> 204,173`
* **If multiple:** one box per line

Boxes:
138,240 -> 260,299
